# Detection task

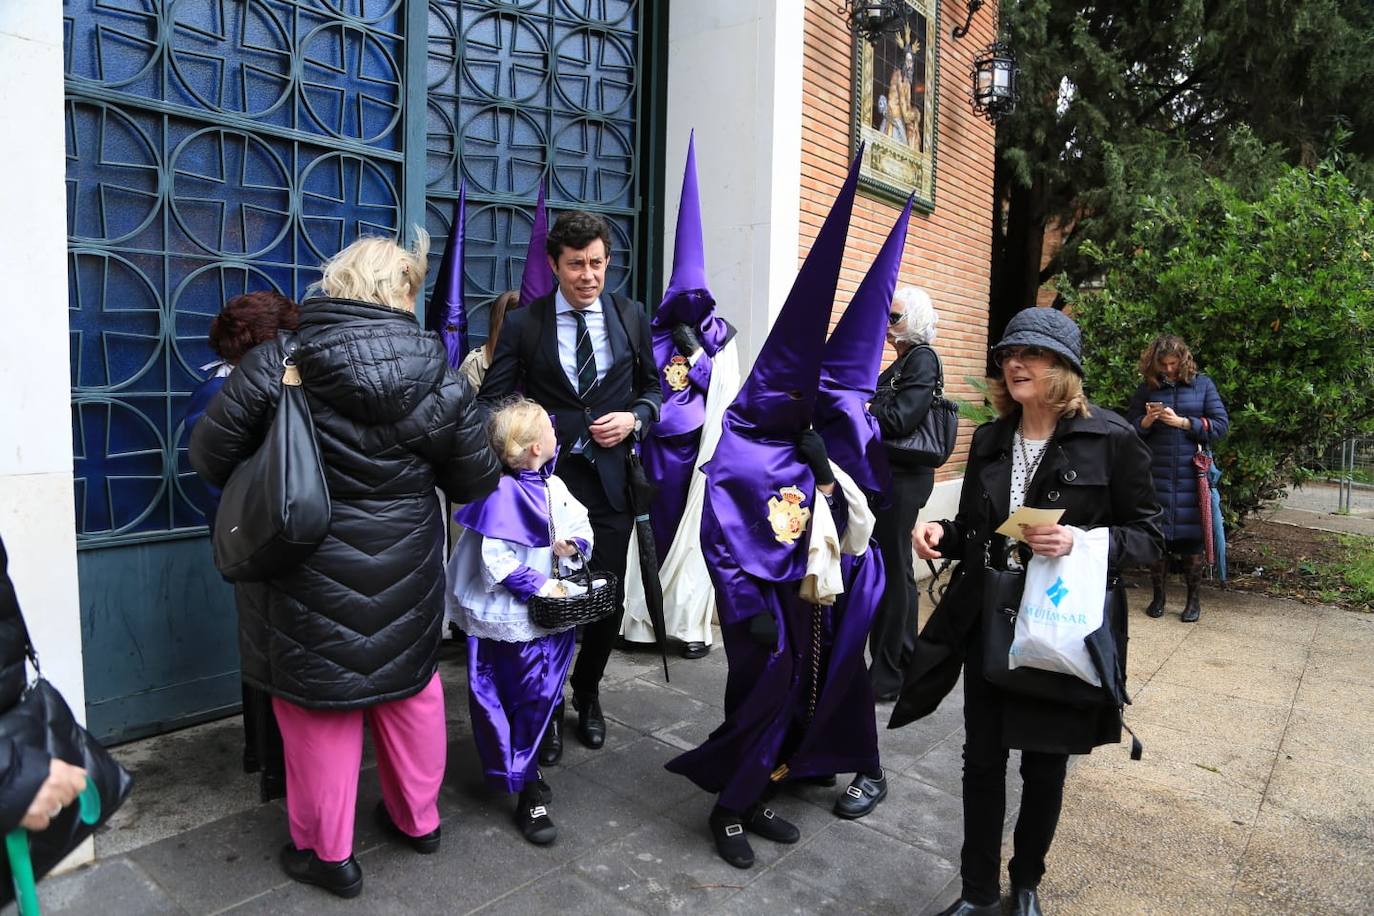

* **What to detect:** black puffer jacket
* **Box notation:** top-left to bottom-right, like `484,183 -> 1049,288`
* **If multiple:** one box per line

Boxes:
190,298 -> 501,709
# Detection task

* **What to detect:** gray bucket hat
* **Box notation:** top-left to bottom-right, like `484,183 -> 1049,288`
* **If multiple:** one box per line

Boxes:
993,307 -> 1083,375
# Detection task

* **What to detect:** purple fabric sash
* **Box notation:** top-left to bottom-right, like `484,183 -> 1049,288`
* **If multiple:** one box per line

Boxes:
452,464 -> 552,548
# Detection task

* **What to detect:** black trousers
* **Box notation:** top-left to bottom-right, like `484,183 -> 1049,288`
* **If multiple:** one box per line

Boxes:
869,468 -> 934,696
558,453 -> 633,696
959,645 -> 1069,905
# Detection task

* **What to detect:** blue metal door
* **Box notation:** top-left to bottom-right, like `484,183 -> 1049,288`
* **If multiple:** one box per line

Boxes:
63,0 -> 653,743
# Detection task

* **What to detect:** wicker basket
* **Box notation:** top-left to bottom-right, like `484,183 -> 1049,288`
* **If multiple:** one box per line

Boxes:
528,549 -> 618,630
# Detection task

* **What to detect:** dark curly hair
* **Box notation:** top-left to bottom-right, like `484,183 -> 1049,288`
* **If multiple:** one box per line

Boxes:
1138,334 -> 1198,389
545,210 -> 613,262
208,291 -> 300,365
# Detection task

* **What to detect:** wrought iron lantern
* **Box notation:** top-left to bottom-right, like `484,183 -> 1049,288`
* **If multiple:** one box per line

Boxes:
970,41 -> 1018,123
836,0 -> 906,41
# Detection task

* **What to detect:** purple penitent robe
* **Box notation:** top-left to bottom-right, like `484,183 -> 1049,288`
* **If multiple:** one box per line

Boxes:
664,486 -> 883,811
641,307 -> 734,559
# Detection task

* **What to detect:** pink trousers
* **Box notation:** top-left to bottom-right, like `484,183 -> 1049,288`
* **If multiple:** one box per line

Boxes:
272,673 -> 446,862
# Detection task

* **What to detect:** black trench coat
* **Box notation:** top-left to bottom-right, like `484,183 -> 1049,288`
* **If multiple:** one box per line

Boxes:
891,404 -> 1163,754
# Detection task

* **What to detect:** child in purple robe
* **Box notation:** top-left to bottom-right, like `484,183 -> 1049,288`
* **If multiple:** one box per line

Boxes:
446,398 -> 593,846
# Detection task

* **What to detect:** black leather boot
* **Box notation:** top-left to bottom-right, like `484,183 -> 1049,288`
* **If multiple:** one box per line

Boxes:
538,700 -> 564,765
1145,558 -> 1168,618
1010,886 -> 1044,916
1181,554 -> 1203,622
279,844 -> 364,898
932,900 -> 1000,916
572,690 -> 605,749
374,801 -> 441,854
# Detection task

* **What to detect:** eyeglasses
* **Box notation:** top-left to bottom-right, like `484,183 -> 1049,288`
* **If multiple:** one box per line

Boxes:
887,311 -> 904,325
992,345 -> 1049,367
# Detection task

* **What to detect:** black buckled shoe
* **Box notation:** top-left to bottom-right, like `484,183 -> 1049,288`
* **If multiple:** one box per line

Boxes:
539,700 -> 564,766
374,801 -> 441,854
708,806 -> 755,869
515,784 -> 557,845
932,899 -> 1001,916
742,804 -> 800,844
1010,887 -> 1044,916
279,844 -> 363,899
833,770 -> 887,819
572,691 -> 605,749
681,641 -> 710,659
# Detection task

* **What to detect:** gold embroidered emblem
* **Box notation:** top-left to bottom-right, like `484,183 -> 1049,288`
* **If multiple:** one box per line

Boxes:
767,486 -> 810,544
663,355 -> 690,392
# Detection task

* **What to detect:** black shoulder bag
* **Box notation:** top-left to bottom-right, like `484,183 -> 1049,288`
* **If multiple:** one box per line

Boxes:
884,345 -> 959,468
213,335 -> 332,582
0,616 -> 133,910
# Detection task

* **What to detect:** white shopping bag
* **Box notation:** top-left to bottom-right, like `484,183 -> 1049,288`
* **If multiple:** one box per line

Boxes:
1009,527 -> 1109,686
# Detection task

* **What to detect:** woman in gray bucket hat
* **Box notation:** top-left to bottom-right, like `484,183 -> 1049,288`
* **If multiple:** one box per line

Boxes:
899,307 -> 1163,916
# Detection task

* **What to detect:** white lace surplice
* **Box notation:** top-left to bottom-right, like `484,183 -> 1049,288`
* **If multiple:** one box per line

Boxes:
446,474 -> 594,642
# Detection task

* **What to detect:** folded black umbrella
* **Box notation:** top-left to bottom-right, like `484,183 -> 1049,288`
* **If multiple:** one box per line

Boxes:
627,450 -> 670,682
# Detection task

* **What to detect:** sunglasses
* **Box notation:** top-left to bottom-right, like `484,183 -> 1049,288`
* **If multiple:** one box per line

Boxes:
887,311 -> 904,325
992,345 -> 1050,368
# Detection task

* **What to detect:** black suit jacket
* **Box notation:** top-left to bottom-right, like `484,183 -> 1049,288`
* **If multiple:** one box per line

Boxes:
478,291 -> 661,512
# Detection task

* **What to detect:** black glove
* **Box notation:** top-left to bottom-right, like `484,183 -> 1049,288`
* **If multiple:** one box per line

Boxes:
671,323 -> 702,357
796,429 -> 836,486
747,611 -> 779,648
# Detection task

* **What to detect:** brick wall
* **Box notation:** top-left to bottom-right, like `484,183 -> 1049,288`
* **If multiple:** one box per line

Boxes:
801,0 -> 998,479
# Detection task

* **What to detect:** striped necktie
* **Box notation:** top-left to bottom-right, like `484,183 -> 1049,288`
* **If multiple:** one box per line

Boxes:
573,310 -> 597,396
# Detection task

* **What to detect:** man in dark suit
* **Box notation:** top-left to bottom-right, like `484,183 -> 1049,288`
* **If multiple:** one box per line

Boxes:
479,210 -> 661,760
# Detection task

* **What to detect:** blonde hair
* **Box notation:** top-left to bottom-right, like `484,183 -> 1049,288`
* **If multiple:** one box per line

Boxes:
311,230 -> 431,313
486,397 -> 548,470
987,359 -> 1091,419
1138,334 -> 1198,389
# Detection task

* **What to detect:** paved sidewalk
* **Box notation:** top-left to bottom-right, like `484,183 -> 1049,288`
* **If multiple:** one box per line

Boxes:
26,589 -> 1374,914
1041,586 -> 1374,914
35,634 -> 985,916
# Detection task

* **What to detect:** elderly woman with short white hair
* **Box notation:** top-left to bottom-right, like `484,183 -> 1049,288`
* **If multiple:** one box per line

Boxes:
865,285 -> 943,704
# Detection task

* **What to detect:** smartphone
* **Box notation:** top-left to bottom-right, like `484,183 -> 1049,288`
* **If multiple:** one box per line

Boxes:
1146,401 -> 1164,410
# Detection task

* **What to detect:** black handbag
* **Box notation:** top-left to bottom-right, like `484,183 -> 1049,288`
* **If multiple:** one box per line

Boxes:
526,487 -> 618,631
213,335 -> 332,582
0,619 -> 133,910
884,346 -> 959,468
979,542 -> 1116,710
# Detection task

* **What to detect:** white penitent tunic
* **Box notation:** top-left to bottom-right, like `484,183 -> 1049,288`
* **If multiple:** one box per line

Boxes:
620,338 -> 742,646
446,474 -> 594,642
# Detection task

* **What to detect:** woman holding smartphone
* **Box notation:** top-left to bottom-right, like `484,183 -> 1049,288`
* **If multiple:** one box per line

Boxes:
1125,334 -> 1229,622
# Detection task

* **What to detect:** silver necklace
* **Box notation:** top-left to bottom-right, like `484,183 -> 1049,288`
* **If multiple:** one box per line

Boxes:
1016,422 -> 1050,484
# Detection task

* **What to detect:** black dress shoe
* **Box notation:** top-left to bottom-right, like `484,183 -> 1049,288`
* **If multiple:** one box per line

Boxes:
681,641 -> 710,659
933,899 -> 1001,916
708,806 -> 754,869
278,844 -> 363,898
742,804 -> 800,844
572,691 -> 605,749
374,801 -> 441,854
515,784 -> 557,845
833,770 -> 887,819
539,700 -> 564,765
1010,887 -> 1044,916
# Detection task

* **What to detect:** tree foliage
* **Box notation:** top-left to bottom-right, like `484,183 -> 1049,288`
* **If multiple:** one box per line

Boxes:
1067,159 -> 1374,522
990,0 -> 1374,335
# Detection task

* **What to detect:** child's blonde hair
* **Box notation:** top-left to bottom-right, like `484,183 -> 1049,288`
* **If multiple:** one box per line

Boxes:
487,397 -> 549,469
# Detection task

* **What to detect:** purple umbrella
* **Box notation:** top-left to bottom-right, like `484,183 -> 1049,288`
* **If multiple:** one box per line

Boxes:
428,181 -> 467,368
519,181 -> 555,307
